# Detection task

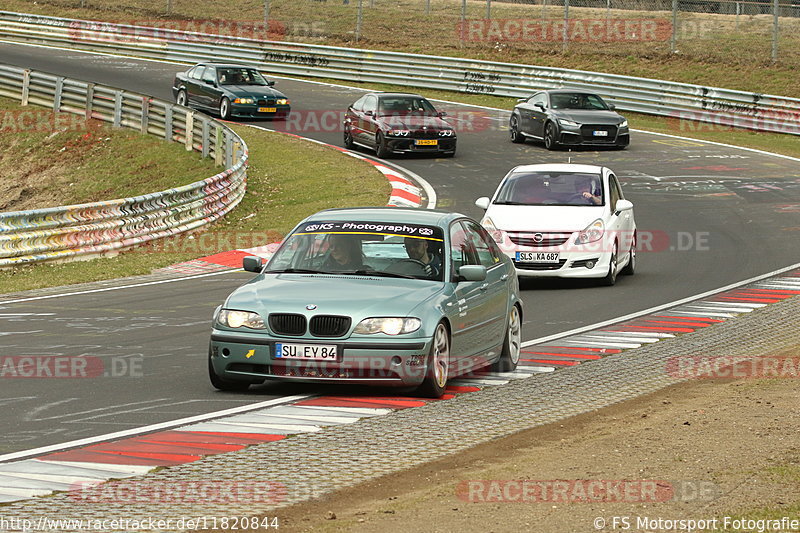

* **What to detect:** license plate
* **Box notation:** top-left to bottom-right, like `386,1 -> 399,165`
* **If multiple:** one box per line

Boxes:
275,343 -> 338,360
516,251 -> 560,263
415,139 -> 438,146
259,107 -> 277,113
592,130 -> 609,136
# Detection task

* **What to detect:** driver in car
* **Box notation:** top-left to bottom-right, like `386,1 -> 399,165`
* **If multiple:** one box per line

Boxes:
573,177 -> 602,205
403,237 -> 441,278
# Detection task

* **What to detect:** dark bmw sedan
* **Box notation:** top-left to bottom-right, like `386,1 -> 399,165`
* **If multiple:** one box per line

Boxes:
509,90 -> 629,150
343,92 -> 457,158
172,62 -> 290,120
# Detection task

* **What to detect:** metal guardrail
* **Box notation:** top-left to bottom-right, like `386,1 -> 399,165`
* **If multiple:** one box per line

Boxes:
0,62 -> 248,266
0,11 -> 798,135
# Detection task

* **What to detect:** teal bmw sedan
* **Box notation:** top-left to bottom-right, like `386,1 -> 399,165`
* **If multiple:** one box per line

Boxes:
209,207 -> 522,398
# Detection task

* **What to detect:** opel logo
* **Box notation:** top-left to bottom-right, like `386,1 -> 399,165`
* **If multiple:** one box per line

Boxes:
306,304 -> 317,310
533,233 -> 544,243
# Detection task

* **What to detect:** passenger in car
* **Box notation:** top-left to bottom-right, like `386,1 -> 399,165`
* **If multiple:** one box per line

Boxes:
323,235 -> 369,271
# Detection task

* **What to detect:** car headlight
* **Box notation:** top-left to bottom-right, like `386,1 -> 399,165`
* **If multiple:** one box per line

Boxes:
575,219 -> 605,245
276,98 -> 289,105
558,119 -> 580,128
233,97 -> 254,104
354,317 -> 421,335
387,129 -> 410,136
217,309 -> 266,329
620,119 -> 628,128
439,129 -> 455,137
482,217 -> 504,244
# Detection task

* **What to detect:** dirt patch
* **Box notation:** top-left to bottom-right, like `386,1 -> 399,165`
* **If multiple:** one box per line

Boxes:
274,345 -> 800,532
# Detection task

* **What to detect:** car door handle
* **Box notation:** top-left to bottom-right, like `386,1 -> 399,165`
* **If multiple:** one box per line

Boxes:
500,274 -> 509,281
479,283 -> 489,291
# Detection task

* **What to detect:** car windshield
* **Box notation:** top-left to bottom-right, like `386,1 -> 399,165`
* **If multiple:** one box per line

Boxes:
494,172 -> 605,206
377,96 -> 438,116
265,220 -> 446,281
549,93 -> 609,110
217,68 -> 269,85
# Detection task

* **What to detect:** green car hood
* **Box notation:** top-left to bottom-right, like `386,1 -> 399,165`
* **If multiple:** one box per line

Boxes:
225,85 -> 286,99
225,274 -> 444,318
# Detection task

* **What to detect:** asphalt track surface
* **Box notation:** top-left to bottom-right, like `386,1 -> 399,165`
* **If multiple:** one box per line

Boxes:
0,43 -> 798,454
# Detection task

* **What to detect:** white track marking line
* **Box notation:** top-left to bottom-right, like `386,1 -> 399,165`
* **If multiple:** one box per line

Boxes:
0,395 -> 312,464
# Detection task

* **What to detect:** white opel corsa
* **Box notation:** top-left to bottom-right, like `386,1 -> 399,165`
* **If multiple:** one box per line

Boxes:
475,164 -> 636,286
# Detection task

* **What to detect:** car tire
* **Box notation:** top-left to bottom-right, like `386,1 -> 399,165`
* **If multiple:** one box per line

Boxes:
176,89 -> 188,107
601,242 -> 618,286
219,97 -> 232,121
510,115 -> 525,144
621,235 -> 636,276
343,126 -> 355,149
544,122 -> 558,150
416,322 -> 450,398
208,351 -> 251,392
491,305 -> 521,373
375,131 -> 391,158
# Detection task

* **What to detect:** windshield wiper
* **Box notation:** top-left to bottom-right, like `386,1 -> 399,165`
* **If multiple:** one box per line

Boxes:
264,268 -> 327,274
348,269 -> 419,279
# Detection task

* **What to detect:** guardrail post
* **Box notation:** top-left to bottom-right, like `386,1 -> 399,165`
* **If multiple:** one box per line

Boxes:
164,105 -> 173,142
113,91 -> 123,128
233,141 -> 242,165
53,77 -> 64,112
225,131 -> 233,168
215,125 -> 224,165
202,119 -> 210,158
21,70 -> 31,106
141,97 -> 149,134
185,110 -> 194,151
355,0 -> 363,42
85,83 -> 95,120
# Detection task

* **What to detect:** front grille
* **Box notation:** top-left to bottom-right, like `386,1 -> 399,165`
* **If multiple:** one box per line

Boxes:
271,366 -> 399,379
257,99 -> 276,106
580,124 -> 618,142
310,315 -> 351,337
409,129 -> 439,140
269,313 -> 306,336
228,363 -> 269,374
509,234 -> 570,247
514,259 -> 568,271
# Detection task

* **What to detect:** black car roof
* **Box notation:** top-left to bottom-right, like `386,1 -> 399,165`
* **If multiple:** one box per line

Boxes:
195,62 -> 256,69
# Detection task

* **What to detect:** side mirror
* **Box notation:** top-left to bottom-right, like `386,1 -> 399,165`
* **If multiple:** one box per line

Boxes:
615,199 -> 634,213
268,80 -> 275,86
458,265 -> 487,282
242,256 -> 265,273
364,110 -> 374,116
438,111 -> 447,117
534,103 -> 545,111
516,98 -> 527,104
475,197 -> 491,210
608,103 -> 616,110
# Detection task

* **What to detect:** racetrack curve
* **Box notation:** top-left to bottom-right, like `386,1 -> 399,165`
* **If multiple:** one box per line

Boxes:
0,42 -> 798,454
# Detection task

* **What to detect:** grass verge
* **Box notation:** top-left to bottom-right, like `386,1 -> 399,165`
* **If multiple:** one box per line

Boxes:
3,0 -> 800,96
0,123 -> 390,294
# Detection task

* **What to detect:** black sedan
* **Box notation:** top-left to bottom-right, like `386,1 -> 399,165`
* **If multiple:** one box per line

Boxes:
172,62 -> 290,120
343,92 -> 457,158
509,90 -> 629,150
